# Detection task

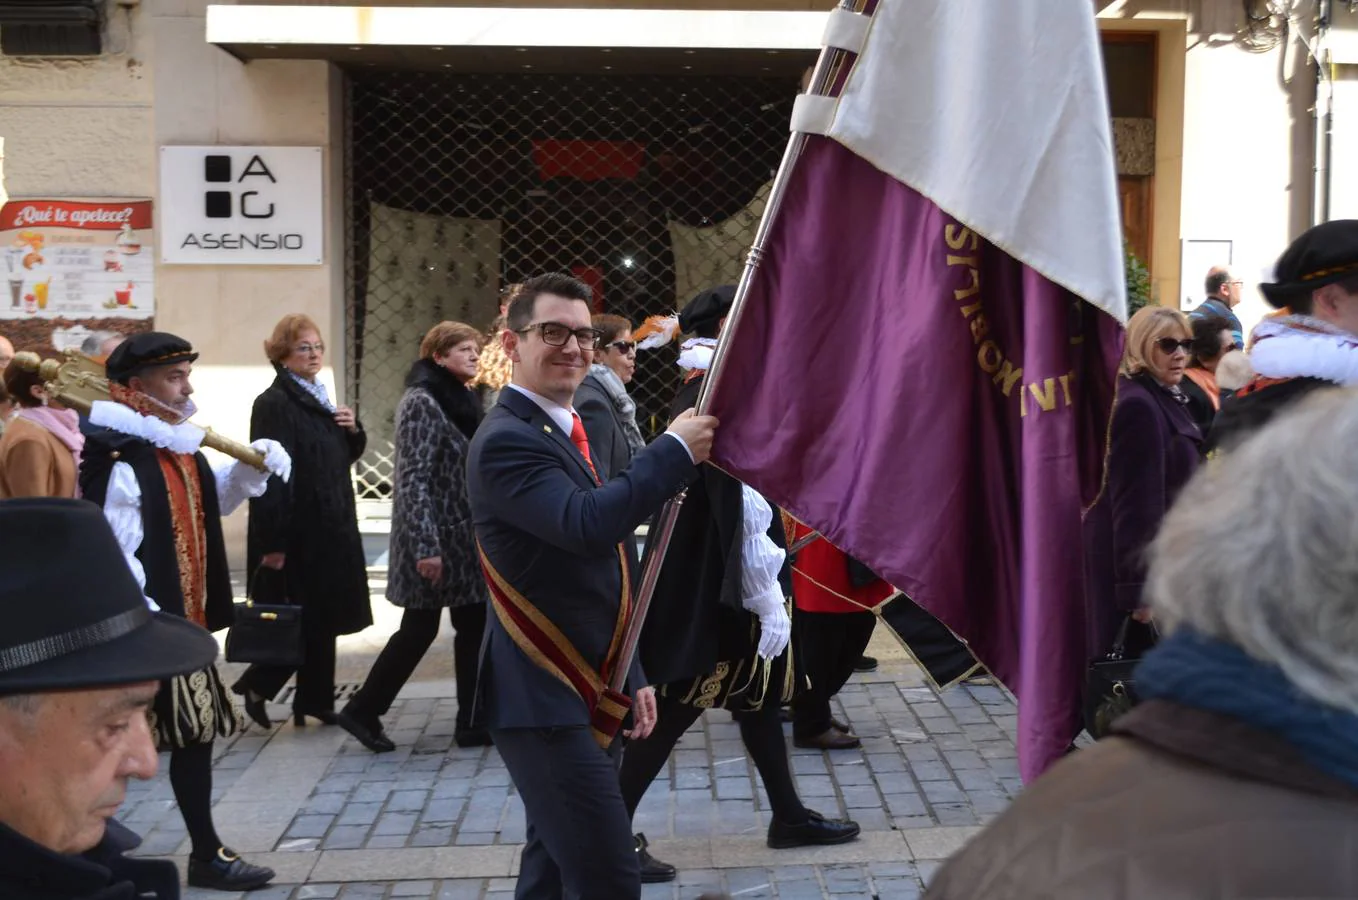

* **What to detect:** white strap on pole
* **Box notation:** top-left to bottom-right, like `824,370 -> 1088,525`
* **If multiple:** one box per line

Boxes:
789,94 -> 837,136
821,7 -> 871,54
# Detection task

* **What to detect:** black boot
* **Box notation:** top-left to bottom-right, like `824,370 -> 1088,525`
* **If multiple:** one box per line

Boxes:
635,832 -> 677,884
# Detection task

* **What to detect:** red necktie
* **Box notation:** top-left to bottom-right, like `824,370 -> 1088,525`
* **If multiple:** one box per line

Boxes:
570,412 -> 600,483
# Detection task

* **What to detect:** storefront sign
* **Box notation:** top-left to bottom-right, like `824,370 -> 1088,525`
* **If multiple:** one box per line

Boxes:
0,198 -> 155,355
159,146 -> 324,265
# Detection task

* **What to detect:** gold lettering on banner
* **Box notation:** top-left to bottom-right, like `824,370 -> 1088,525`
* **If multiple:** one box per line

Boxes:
944,217 -> 1079,418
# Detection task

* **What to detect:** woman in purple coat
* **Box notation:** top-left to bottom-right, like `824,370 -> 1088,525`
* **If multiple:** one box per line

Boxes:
1086,306 -> 1202,660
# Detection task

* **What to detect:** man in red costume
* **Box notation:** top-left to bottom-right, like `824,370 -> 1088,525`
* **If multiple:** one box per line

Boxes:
787,522 -> 894,749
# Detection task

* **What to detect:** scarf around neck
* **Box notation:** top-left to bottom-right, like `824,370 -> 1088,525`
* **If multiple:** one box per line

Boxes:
288,370 -> 335,411
17,405 -> 84,467
588,363 -> 645,453
405,358 -> 482,440
1137,629 -> 1358,791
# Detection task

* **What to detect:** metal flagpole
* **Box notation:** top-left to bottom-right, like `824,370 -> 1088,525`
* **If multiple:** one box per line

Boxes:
609,0 -> 866,698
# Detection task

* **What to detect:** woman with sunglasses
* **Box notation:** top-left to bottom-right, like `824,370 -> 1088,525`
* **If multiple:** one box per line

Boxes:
573,314 -> 645,481
1084,306 -> 1202,674
1180,314 -> 1238,438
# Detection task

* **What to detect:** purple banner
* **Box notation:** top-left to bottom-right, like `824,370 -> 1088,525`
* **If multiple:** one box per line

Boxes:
708,136 -> 1123,779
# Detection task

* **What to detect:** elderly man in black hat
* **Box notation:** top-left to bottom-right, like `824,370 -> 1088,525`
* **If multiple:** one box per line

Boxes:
0,498 -> 224,899
617,286 -> 859,882
1208,220 -> 1358,453
77,332 -> 290,892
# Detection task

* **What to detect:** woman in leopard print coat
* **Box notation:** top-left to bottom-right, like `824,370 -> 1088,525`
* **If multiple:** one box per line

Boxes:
338,321 -> 490,752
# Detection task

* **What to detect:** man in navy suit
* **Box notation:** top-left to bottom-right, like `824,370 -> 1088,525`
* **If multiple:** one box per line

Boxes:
467,272 -> 717,900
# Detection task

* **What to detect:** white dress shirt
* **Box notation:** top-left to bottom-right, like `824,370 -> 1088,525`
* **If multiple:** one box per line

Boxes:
506,382 -> 695,463
102,457 -> 272,610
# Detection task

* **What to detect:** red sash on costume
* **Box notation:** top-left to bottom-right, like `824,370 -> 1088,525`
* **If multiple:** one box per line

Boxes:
156,450 -> 209,628
478,543 -> 634,748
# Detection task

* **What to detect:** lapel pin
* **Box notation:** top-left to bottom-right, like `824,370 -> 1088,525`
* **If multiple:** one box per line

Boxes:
543,425 -> 553,434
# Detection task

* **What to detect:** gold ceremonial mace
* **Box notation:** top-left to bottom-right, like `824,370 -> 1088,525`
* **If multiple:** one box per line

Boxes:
12,350 -> 268,472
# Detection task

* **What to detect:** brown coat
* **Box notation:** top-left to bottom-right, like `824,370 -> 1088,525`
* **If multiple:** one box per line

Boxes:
925,700 -> 1358,900
0,416 -> 77,498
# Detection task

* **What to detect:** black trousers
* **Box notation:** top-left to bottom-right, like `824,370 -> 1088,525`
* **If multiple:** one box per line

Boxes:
492,725 -> 639,900
347,604 -> 486,727
235,617 -> 337,713
792,610 -> 877,740
619,690 -> 807,823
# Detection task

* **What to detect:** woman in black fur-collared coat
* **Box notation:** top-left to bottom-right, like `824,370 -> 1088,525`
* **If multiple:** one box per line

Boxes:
232,314 -> 372,729
338,321 -> 490,753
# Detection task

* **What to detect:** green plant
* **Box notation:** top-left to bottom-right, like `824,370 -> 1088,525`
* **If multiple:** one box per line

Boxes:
1124,241 -> 1153,318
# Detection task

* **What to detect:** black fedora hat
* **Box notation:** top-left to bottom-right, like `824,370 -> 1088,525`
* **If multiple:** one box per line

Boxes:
0,498 -> 218,695
1259,219 -> 1358,308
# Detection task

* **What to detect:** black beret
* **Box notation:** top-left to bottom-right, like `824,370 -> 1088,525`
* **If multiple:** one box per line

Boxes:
105,331 -> 199,383
678,285 -> 737,335
1260,219 -> 1358,308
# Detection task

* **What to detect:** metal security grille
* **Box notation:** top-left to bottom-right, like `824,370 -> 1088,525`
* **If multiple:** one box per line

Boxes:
344,70 -> 797,499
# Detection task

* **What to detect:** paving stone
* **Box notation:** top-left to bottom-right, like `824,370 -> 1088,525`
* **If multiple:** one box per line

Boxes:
411,825 -> 454,847
339,885 -> 387,900
286,815 -> 335,839
336,802 -> 383,827
321,825 -> 371,850
374,812 -> 418,836
883,793 -> 928,818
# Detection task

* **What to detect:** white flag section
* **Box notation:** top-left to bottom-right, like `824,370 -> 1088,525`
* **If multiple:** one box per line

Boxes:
824,0 -> 1127,322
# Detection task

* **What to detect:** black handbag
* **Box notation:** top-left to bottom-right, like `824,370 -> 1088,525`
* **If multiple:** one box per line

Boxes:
1083,616 -> 1157,739
224,566 -> 304,667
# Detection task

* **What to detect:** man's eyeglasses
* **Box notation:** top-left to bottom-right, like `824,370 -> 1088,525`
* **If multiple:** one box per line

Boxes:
1155,338 -> 1194,354
607,340 -> 636,355
516,322 -> 603,350
294,342 -> 325,355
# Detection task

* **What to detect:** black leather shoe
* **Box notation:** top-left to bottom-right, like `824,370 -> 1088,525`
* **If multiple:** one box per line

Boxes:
767,811 -> 861,849
186,847 -> 275,891
240,694 -> 272,730
830,716 -> 852,734
853,655 -> 879,673
793,728 -> 861,751
454,725 -> 493,748
335,708 -> 395,753
635,833 -> 676,884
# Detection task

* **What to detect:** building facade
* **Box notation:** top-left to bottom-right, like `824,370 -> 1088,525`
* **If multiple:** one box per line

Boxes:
0,0 -> 1352,553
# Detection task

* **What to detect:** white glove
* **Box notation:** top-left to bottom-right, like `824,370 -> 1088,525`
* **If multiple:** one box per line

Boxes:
90,400 -> 205,454
756,600 -> 792,660
252,439 -> 292,483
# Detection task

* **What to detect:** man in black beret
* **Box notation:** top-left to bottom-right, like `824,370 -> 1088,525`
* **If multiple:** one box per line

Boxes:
79,331 -> 289,891
618,286 -> 859,877
1207,220 -> 1358,454
0,498 -> 221,900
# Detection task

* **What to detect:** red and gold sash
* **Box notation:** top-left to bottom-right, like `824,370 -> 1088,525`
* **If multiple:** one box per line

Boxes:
156,450 -> 209,628
478,542 -> 634,749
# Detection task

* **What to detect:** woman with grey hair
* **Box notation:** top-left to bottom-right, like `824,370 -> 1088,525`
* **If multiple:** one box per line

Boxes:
926,388 -> 1358,899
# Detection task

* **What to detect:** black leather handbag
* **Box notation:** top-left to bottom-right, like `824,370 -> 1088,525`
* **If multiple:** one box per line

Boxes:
1083,616 -> 1156,739
224,567 -> 304,667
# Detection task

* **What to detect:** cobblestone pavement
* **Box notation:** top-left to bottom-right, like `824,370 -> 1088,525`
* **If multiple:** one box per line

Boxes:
120,635 -> 1017,900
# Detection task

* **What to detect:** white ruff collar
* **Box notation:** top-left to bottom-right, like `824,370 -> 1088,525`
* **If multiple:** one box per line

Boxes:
1250,315 -> 1358,386
677,338 -> 717,372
